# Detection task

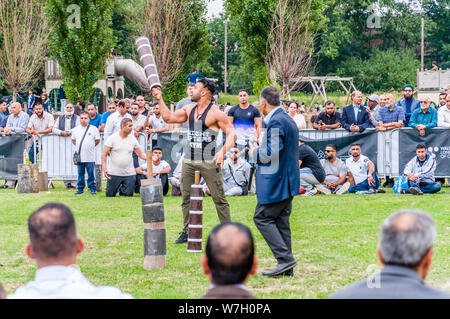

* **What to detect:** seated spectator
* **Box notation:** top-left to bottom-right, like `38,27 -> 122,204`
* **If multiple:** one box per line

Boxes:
287,101 -> 306,129
437,93 -> 447,110
346,143 -> 384,194
87,103 -> 102,128
316,144 -> 350,195
408,97 -> 437,136
222,146 -> 251,196
8,203 -> 133,299
135,146 -> 171,195
340,91 -> 370,133
201,222 -> 257,299
437,94 -> 450,128
329,210 -> 449,299
3,102 -> 29,135
377,93 -> 405,131
99,102 -> 117,133
403,144 -> 441,195
53,103 -> 80,189
26,102 -> 54,164
396,84 -> 420,126
313,101 -> 341,130
365,94 -> 380,128
298,140 -> 325,196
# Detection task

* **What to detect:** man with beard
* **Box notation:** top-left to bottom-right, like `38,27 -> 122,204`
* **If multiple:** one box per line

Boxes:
341,91 -> 370,133
136,95 -> 148,117
151,78 -> 236,244
130,103 -> 146,135
396,84 -> 420,126
408,97 -> 437,136
26,102 -> 54,164
104,99 -> 132,140
86,103 -> 102,128
313,101 -> 341,130
53,103 -> 81,189
146,104 -> 169,148
437,93 -> 447,110
346,144 -> 384,194
174,83 -> 196,131
316,144 -> 350,195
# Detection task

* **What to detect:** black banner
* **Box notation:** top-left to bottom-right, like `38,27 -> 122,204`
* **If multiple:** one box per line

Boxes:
157,132 -> 188,175
0,135 -> 26,179
399,128 -> 450,177
299,130 -> 379,168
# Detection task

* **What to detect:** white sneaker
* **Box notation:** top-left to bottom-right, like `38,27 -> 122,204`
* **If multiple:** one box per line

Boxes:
316,184 -> 332,195
336,182 -> 351,195
303,188 -> 318,196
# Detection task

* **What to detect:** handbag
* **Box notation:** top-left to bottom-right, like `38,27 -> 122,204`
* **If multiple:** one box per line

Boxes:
227,162 -> 248,196
73,126 -> 90,165
393,175 -> 409,194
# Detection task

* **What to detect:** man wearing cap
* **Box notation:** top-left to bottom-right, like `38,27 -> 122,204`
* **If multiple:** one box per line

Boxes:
408,97 -> 438,136
365,94 -> 380,128
396,84 -> 420,126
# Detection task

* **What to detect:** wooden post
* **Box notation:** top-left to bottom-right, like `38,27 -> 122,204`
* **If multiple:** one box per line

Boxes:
17,164 -> 39,193
187,171 -> 203,253
94,164 -> 102,192
38,172 -> 48,191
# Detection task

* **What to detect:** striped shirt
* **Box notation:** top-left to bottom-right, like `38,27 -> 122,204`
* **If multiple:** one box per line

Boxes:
377,105 -> 405,124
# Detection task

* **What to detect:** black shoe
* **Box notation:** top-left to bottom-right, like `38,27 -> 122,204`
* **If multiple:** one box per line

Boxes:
174,230 -> 188,244
0,185 -> 8,189
262,261 -> 297,277
400,189 -> 410,194
409,187 -> 423,195
281,268 -> 294,277
376,189 -> 386,193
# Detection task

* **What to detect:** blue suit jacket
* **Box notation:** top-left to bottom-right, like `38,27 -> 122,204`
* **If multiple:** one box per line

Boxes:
340,104 -> 370,132
329,265 -> 450,299
253,108 -> 299,205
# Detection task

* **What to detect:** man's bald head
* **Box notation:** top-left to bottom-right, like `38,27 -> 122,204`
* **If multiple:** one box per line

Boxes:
28,203 -> 78,261
379,210 -> 436,268
205,222 -> 255,285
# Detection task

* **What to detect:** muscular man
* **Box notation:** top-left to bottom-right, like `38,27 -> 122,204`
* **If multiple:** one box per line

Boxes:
151,78 -> 236,244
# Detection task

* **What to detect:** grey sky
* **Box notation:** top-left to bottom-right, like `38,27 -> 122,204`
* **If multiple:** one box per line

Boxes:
207,0 -> 224,18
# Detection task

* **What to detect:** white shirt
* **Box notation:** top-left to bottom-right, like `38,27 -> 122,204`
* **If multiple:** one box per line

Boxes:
53,115 -> 81,135
71,125 -> 100,163
103,112 -> 132,140
139,160 -> 170,179
105,132 -> 140,176
291,113 -> 306,129
437,106 -> 450,128
149,114 -> 167,140
8,265 -> 133,299
132,114 -> 147,130
345,154 -> 371,185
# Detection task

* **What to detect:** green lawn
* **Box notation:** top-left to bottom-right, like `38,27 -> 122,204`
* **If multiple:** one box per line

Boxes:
0,182 -> 448,298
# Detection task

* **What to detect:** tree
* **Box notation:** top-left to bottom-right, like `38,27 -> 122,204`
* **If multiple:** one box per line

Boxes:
266,0 -> 318,99
0,0 -> 48,101
45,0 -> 115,103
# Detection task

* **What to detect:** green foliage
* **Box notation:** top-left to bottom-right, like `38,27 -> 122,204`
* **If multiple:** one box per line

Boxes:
336,48 -> 420,92
251,65 -> 280,98
46,0 -> 115,103
423,0 -> 450,69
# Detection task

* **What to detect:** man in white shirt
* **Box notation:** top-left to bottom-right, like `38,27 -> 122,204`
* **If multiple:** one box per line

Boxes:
72,112 -> 100,195
437,94 -> 450,128
146,104 -> 169,148
103,99 -> 132,140
8,203 -> 133,299
53,103 -> 81,189
102,118 -> 147,197
346,143 -> 384,194
135,145 -> 171,195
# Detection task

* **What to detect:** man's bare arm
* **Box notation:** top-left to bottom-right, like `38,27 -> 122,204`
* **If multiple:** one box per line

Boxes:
134,146 -> 147,160
254,117 -> 262,141
101,146 -> 112,179
152,87 -> 189,124
347,171 -> 355,185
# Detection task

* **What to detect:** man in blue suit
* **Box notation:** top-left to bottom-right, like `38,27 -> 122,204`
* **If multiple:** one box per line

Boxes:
341,91 -> 370,132
248,86 -> 299,277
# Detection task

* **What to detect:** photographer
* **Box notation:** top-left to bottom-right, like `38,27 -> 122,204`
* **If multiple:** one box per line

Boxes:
222,146 -> 251,196
312,101 -> 341,130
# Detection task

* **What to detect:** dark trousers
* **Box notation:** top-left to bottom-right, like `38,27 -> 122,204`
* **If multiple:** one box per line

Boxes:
135,173 -> 169,195
77,162 -> 96,192
106,175 -> 136,197
29,141 -> 39,164
254,197 -> 295,264
408,180 -> 441,194
349,172 -> 380,193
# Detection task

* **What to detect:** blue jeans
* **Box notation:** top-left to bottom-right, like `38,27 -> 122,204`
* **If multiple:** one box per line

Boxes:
408,180 -> 441,194
29,141 -> 39,164
349,172 -> 380,193
77,162 -> 96,192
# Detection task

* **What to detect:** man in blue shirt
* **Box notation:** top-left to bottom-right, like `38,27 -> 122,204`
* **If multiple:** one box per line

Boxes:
396,84 -> 420,126
0,100 -> 7,123
408,97 -> 437,136
185,68 -> 204,84
27,89 -> 35,115
99,102 -> 116,132
87,103 -> 102,128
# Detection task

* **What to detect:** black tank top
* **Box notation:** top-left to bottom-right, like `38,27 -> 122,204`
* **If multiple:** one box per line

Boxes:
188,102 -> 217,161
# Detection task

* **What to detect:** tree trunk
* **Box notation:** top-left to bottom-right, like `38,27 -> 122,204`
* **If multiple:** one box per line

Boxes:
12,88 -> 17,102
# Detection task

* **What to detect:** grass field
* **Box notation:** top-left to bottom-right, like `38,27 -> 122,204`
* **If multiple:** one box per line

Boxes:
0,182 -> 448,299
